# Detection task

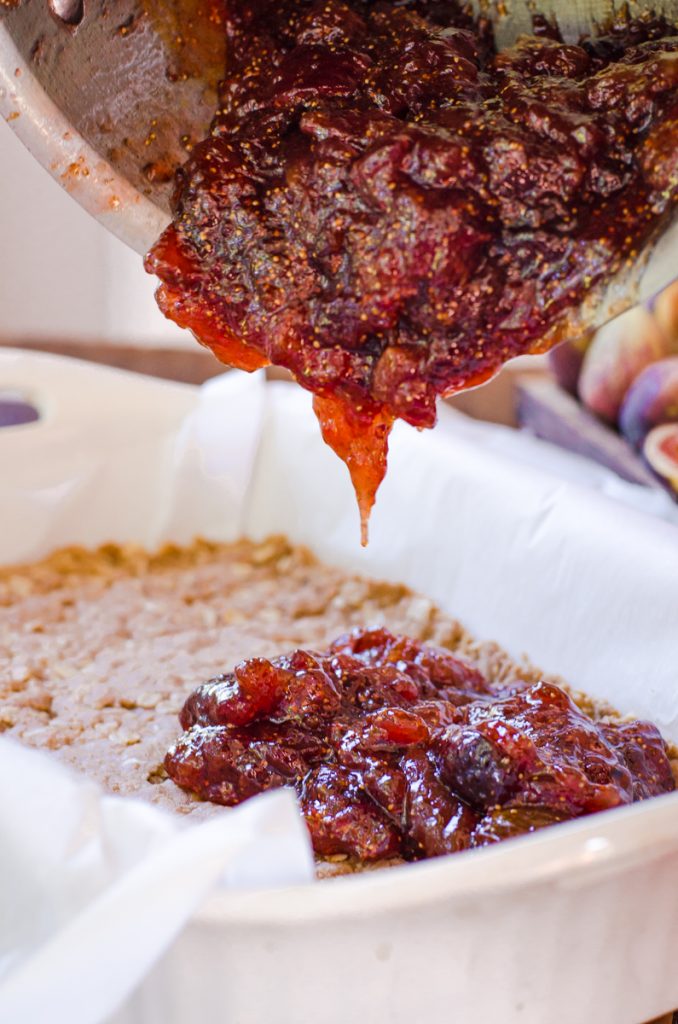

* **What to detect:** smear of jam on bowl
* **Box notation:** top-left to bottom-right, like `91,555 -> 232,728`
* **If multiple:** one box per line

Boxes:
165,629 -> 675,862
145,1 -> 678,540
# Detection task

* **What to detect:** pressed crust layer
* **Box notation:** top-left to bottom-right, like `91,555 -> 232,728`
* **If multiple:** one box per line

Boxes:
1,536 -> 674,876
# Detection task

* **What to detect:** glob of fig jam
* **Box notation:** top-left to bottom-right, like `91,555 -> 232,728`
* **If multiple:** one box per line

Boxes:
146,1 -> 678,539
165,629 -> 675,861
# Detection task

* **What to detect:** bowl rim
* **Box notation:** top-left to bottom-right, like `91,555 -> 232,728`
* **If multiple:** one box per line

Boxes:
0,20 -> 168,255
194,790 -> 678,925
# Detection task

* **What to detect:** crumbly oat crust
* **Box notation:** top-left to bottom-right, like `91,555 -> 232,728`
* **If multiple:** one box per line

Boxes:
1,536 -> 675,874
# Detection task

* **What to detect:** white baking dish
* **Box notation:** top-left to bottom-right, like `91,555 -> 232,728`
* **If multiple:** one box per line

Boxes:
1,349 -> 677,1024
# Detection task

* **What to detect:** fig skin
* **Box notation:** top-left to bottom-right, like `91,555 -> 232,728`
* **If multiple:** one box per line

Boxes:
653,279 -> 678,342
578,305 -> 676,423
619,357 -> 678,450
548,333 -> 592,395
643,423 -> 678,497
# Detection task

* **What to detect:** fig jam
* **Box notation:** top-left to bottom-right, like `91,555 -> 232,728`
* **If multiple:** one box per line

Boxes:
165,628 -> 675,861
146,2 -> 678,538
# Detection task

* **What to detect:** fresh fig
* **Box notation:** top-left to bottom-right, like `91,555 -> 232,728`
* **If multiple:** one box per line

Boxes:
643,423 -> 678,498
578,305 -> 676,423
548,332 -> 592,395
619,357 -> 678,450
653,278 -> 678,342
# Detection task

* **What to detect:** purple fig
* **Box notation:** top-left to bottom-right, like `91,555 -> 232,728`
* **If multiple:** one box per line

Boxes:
619,357 -> 678,450
548,332 -> 592,395
578,305 -> 676,423
643,423 -> 678,498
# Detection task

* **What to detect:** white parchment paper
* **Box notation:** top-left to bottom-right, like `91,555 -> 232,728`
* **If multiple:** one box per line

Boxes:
0,743 -> 314,1024
0,352 -> 310,1024
0,348 -> 677,1024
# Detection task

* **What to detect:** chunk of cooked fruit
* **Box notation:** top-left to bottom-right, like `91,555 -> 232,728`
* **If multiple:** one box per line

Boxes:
165,629 -> 675,862
435,682 -> 635,814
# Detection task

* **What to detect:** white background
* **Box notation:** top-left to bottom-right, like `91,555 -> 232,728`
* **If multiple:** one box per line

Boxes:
0,118 -> 188,347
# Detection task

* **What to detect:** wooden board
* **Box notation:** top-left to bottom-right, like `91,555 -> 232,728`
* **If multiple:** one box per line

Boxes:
515,374 -> 663,489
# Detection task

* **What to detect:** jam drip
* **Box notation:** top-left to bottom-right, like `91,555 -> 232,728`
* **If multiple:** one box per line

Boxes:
312,393 -> 393,544
164,628 -> 675,861
146,2 -> 678,532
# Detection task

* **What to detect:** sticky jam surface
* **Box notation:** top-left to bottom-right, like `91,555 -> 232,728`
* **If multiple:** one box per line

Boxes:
145,2 -> 678,536
165,629 -> 675,861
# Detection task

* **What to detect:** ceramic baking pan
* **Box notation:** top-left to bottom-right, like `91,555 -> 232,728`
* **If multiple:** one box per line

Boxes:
0,349 -> 677,1024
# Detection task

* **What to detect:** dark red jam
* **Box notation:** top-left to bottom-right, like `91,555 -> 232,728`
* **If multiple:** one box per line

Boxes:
164,628 -> 675,861
145,2 -> 678,538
